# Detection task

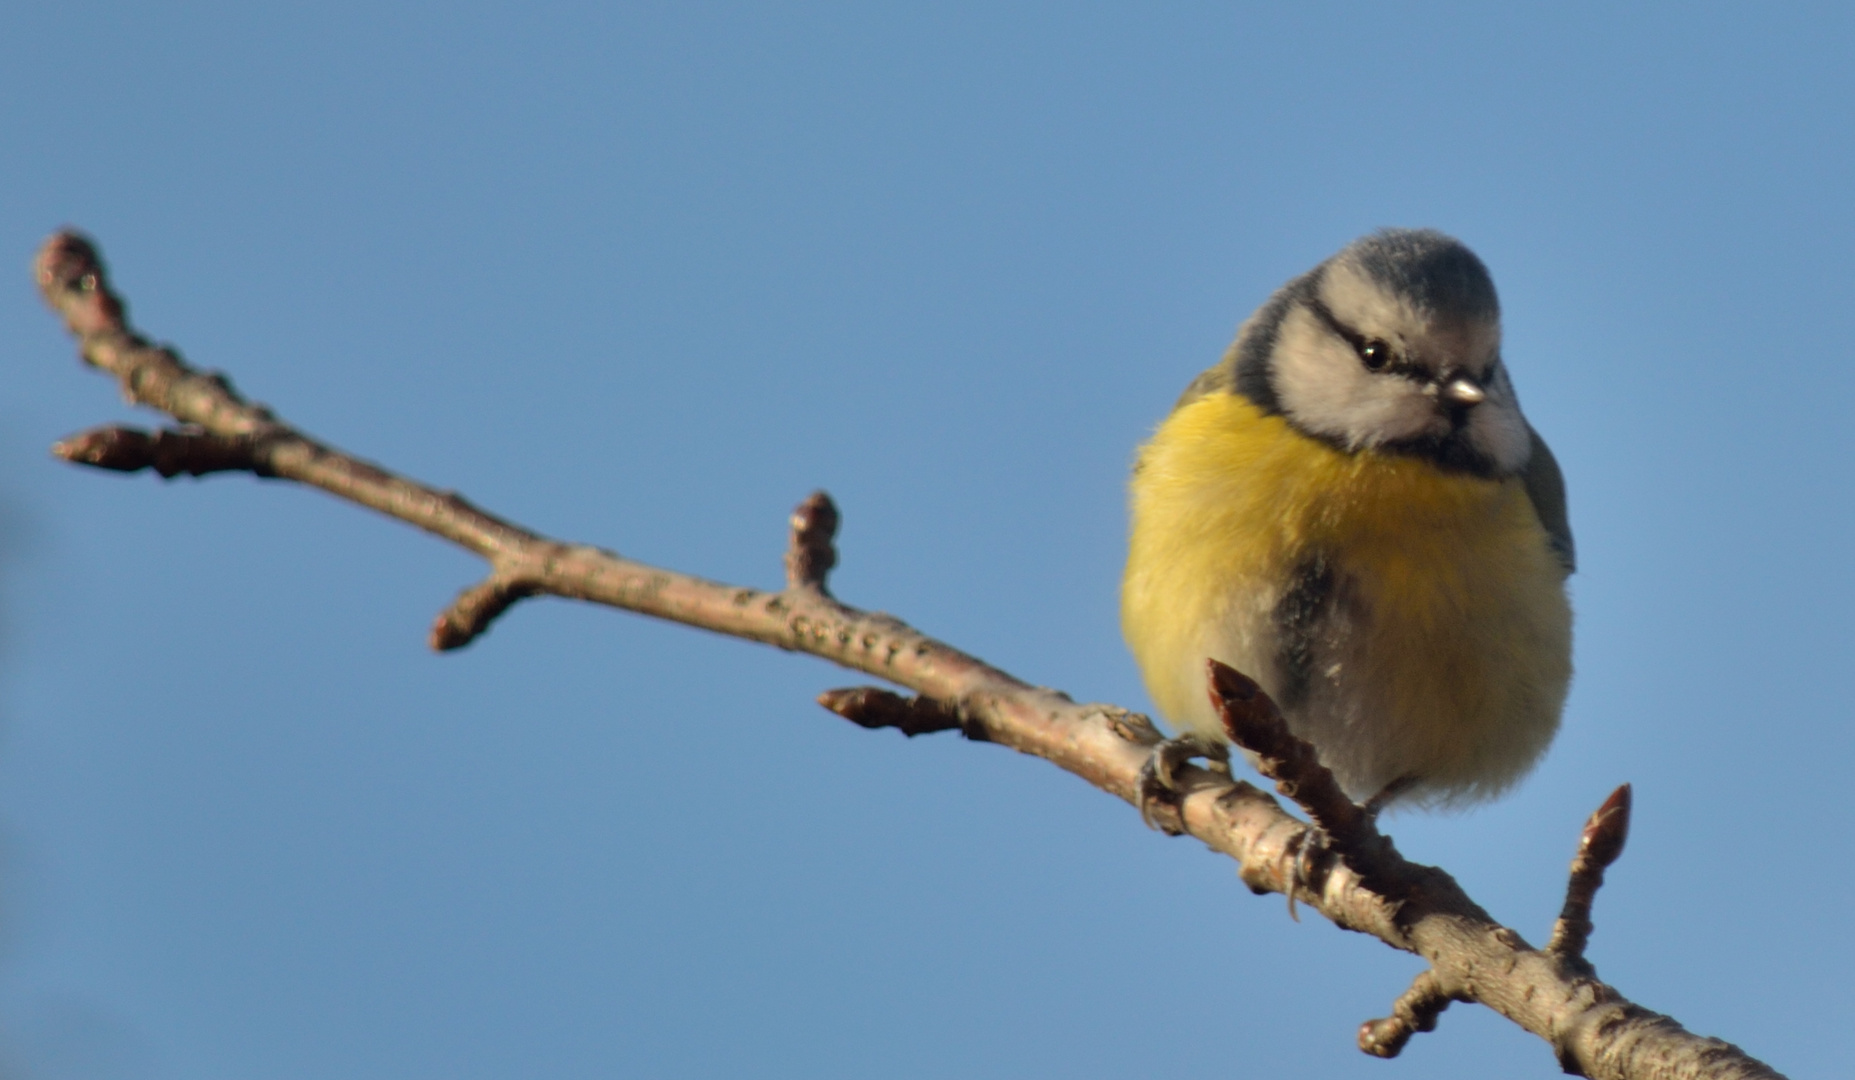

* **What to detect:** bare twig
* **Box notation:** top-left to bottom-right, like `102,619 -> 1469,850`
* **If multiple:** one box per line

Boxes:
53,424 -> 262,477
34,230 -> 1785,1080
1548,784 -> 1634,969
1359,969 -> 1457,1059
785,491 -> 839,593
1213,658 -> 1452,1054
1209,659 -> 1393,880
431,575 -> 542,651
816,687 -> 971,738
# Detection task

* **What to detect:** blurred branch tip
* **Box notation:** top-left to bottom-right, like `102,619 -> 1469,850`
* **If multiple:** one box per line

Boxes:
53,425 -> 262,478
32,230 -> 1787,1080
1358,970 -> 1456,1059
785,490 -> 839,592
816,687 -> 969,739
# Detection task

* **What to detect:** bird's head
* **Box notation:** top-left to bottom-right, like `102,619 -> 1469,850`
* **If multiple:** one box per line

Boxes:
1233,229 -> 1532,477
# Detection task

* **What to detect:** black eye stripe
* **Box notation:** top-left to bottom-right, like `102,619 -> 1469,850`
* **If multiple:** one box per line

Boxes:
1303,296 -> 1358,346
1305,297 -> 1403,375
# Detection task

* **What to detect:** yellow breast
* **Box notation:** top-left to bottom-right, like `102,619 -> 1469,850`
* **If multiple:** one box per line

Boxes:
1121,390 -> 1571,805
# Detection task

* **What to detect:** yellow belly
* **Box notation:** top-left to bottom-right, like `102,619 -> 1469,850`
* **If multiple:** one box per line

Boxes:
1121,391 -> 1572,806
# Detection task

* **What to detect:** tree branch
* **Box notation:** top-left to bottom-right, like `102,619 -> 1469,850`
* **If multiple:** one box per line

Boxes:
33,230 -> 1784,1080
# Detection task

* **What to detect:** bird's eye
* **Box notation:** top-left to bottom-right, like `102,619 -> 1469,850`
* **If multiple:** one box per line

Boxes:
1357,340 -> 1393,371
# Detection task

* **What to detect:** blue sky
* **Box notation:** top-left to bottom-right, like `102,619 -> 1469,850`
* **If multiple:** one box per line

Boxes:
1,3 -> 1849,1077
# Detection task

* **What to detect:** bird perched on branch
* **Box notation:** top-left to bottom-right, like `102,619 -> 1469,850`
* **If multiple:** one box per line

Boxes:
1122,229 -> 1573,817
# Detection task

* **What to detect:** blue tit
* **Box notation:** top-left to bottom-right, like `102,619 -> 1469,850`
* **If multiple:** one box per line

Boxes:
1122,229 -> 1573,814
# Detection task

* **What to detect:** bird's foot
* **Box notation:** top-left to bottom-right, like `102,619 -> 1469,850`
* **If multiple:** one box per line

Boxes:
1284,825 -> 1327,920
1137,733 -> 1231,834
1284,775 -> 1415,919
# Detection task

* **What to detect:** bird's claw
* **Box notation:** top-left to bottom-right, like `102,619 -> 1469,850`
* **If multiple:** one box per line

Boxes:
1284,825 -> 1327,921
1284,776 -> 1413,919
1137,733 -> 1231,833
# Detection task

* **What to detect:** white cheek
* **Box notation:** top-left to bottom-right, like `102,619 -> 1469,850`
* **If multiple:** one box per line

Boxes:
1271,323 -> 1441,449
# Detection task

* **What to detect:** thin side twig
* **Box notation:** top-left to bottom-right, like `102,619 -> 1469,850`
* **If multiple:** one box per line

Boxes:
1208,659 -> 1393,879
1358,969 -> 1457,1059
785,490 -> 839,593
53,424 -> 263,478
816,687 -> 971,739
431,575 -> 542,651
34,230 -> 1785,1080
1547,784 -> 1634,969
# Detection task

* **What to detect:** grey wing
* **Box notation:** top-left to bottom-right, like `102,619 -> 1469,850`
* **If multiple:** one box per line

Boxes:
1170,361 -> 1235,413
1521,424 -> 1575,575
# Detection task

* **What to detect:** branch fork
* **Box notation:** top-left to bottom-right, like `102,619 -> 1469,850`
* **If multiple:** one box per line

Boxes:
1201,661 -> 1649,1063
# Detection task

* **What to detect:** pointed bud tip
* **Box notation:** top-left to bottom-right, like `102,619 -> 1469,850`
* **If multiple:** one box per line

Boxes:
1579,782 -> 1633,866
1206,658 -> 1260,702
816,687 -> 857,714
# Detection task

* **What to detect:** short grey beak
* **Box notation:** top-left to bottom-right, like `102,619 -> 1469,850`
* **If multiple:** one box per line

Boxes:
1442,377 -> 1486,406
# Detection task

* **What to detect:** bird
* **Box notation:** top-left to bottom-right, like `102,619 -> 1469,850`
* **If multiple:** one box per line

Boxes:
1121,228 -> 1573,820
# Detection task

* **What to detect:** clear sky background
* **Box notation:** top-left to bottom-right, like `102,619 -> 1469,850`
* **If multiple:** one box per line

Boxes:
0,4 -> 1849,1078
